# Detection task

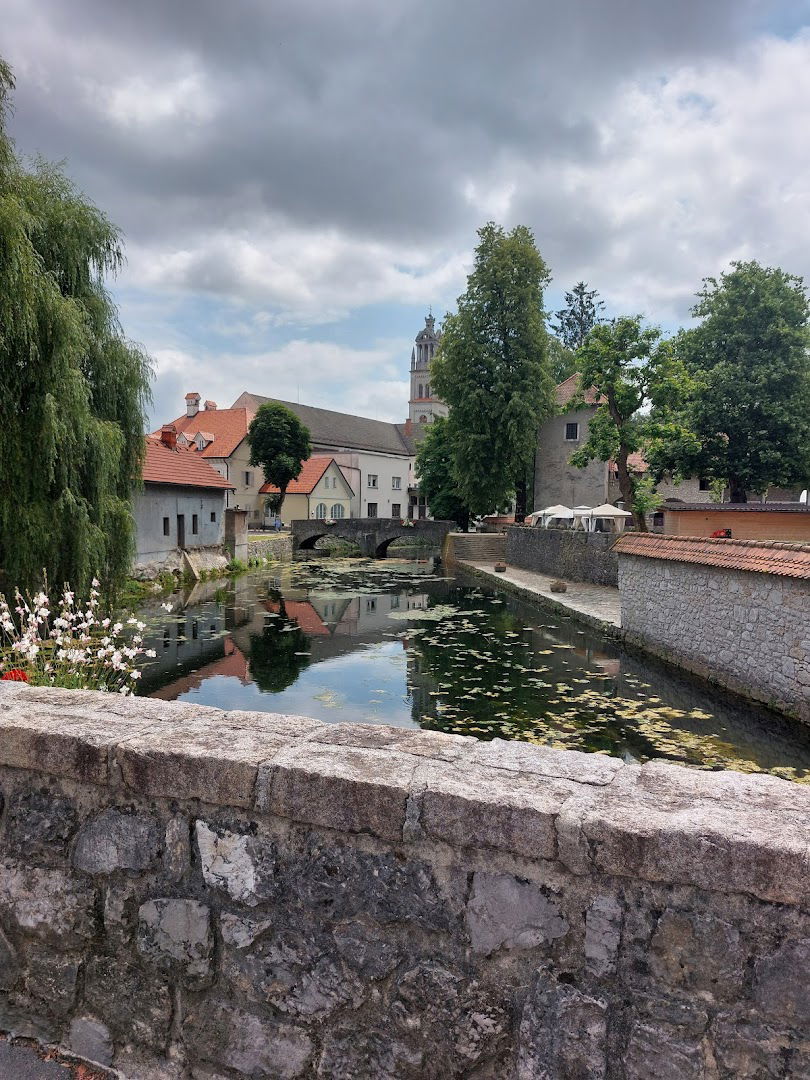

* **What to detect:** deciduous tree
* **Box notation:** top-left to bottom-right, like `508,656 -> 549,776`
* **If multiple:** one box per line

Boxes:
0,60 -> 152,596
649,262 -> 810,502
569,317 -> 682,531
414,417 -> 472,530
247,402 -> 311,514
431,222 -> 553,517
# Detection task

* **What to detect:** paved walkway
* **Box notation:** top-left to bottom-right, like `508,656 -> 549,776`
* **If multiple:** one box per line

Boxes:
456,560 -> 622,633
0,1038 -> 110,1079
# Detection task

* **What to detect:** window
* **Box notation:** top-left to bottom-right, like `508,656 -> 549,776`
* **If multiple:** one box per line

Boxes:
418,383 -> 423,398
419,415 -> 427,424
192,514 -> 198,535
368,474 -> 378,488
244,471 -> 253,487
314,503 -> 327,519
699,477 -> 711,491
162,517 -> 170,536
653,512 -> 665,527
367,502 -> 378,518
366,599 -> 377,613
390,595 -> 400,610
391,503 -> 401,519
330,503 -> 345,518
425,383 -> 430,397
210,511 -> 216,522
565,422 -> 579,441
392,476 -> 401,490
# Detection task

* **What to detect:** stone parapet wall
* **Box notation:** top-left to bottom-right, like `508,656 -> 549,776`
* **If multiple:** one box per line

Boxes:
0,683 -> 808,1077
248,533 -> 293,561
618,553 -> 810,723
506,526 -> 619,585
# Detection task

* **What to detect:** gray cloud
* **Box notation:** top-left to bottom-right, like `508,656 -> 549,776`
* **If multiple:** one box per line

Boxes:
2,0 -> 806,425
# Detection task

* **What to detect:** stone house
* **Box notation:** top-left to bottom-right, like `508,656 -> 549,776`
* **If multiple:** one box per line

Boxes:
133,428 -> 234,577
259,456 -> 355,526
534,374 -> 717,516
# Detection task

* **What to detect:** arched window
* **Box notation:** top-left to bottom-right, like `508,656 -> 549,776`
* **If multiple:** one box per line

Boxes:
330,503 -> 345,519
314,503 -> 327,519
418,383 -> 423,399
419,415 -> 428,424
425,383 -> 430,398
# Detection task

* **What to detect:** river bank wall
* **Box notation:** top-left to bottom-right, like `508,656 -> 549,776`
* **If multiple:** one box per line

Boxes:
505,527 -> 619,586
0,683 -> 808,1077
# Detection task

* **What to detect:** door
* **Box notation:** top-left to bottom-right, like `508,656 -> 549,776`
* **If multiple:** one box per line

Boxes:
391,503 -> 401,519
367,503 -> 377,518
177,514 -> 186,549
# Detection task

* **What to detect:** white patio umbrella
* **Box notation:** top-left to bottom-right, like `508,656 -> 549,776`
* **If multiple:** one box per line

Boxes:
539,504 -> 574,528
584,503 -> 633,532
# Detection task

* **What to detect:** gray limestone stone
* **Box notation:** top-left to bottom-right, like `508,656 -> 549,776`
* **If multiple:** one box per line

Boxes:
754,938 -> 810,1026
23,950 -> 81,1017
163,815 -> 191,882
648,909 -> 745,999
624,1020 -> 711,1080
0,926 -> 18,990
137,898 -> 213,984
0,864 -> 96,945
68,1015 -> 114,1067
517,979 -> 607,1080
332,921 -> 402,980
585,894 -> 623,977
84,954 -> 172,1052
73,809 -> 162,875
465,872 -> 569,956
195,821 -> 276,906
710,1016 -> 790,1079
219,912 -> 273,949
5,790 -> 77,862
316,1026 -> 423,1080
184,1002 -> 313,1079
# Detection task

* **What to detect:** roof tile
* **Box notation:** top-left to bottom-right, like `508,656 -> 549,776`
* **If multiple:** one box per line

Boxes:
615,533 -> 810,580
143,437 -> 234,490
156,408 -> 249,459
259,456 -> 347,495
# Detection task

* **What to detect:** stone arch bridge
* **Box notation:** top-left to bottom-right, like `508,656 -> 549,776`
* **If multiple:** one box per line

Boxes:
291,518 -> 454,558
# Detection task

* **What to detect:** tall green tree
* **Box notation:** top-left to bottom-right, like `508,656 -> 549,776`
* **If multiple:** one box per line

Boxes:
0,60 -> 152,596
551,281 -> 606,352
546,335 -> 578,385
569,316 -> 682,531
247,402 -> 311,514
649,262 -> 810,503
414,417 -> 472,530
431,222 -> 553,517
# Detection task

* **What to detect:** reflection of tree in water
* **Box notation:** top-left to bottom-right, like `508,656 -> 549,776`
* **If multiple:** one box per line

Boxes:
248,593 -> 312,693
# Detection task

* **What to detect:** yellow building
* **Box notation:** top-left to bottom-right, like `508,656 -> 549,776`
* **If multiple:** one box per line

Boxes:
260,456 -> 354,525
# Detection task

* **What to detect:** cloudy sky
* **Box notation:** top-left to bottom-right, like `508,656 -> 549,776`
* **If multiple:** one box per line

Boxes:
4,0 -> 810,428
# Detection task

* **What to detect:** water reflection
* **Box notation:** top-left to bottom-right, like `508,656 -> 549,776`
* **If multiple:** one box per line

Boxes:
137,558 -> 810,781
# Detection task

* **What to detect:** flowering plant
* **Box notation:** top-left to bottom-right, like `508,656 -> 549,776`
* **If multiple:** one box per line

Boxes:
400,519 -> 415,527
0,579 -> 156,695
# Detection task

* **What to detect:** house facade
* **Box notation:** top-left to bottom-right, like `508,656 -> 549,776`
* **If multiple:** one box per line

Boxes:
134,428 -> 234,576
260,456 -> 355,525
534,374 -> 719,516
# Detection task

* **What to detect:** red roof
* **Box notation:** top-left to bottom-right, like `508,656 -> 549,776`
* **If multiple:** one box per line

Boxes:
260,456 -> 348,495
615,533 -> 810,579
610,452 -> 649,474
158,408 -> 249,459
142,437 -> 234,490
264,599 -> 329,635
555,373 -> 604,408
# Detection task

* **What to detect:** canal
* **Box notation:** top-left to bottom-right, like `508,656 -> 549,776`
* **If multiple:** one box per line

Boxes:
138,555 -> 810,782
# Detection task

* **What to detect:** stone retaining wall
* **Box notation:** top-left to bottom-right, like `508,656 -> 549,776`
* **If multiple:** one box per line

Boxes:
506,526 -> 619,585
248,533 -> 293,561
618,553 -> 810,723
0,683 -> 809,1078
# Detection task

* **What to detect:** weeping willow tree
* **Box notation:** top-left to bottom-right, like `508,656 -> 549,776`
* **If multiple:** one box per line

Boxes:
0,60 -> 152,596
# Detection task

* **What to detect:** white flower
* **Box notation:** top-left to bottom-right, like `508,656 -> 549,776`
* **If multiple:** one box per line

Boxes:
91,578 -> 100,588
161,602 -> 173,612
145,649 -> 156,658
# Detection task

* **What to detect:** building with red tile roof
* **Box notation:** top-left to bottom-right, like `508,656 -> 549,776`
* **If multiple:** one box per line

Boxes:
258,456 -> 355,526
134,428 -> 235,576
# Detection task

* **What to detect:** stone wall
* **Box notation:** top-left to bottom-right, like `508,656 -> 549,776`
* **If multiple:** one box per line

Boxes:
248,533 -> 293,561
618,553 -> 810,723
506,526 -> 619,585
0,683 -> 808,1078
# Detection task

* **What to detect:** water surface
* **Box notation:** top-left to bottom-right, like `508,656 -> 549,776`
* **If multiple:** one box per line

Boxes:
138,557 -> 810,782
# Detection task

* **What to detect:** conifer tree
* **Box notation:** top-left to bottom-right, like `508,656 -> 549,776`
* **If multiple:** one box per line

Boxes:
0,60 -> 152,595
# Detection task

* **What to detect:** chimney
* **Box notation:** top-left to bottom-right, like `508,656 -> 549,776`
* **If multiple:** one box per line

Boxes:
160,424 -> 178,450
204,400 -> 217,411
404,418 -> 413,436
185,392 -> 201,418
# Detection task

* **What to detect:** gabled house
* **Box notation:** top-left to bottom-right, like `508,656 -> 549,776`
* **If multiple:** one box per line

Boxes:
134,426 -> 235,576
259,456 -> 355,525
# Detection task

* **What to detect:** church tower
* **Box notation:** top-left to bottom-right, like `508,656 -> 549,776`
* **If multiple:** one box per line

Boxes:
408,313 -> 448,424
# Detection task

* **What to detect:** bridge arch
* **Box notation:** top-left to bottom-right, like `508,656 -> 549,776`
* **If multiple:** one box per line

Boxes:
291,518 -> 454,559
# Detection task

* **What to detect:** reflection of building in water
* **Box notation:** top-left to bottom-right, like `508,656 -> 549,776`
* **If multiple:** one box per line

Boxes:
151,638 -> 250,700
